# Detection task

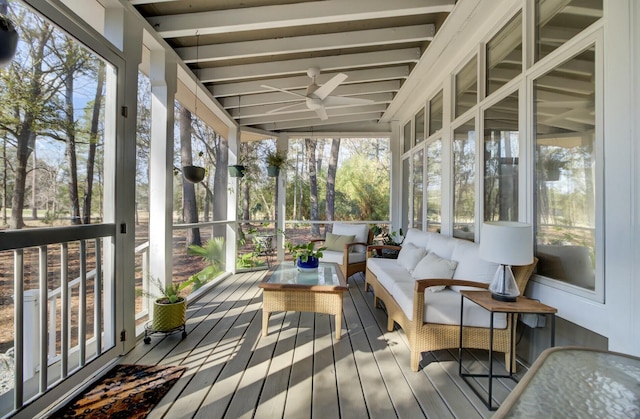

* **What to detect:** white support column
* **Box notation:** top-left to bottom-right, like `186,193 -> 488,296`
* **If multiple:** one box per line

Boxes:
103,5 -> 141,352
226,126 -> 240,273
276,134 -> 288,260
149,49 -> 177,295
389,121 -> 402,232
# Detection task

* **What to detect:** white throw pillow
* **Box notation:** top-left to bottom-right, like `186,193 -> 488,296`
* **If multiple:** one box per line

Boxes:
396,243 -> 427,273
411,252 -> 459,292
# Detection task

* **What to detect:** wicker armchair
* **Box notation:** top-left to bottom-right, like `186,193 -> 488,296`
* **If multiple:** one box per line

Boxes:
311,223 -> 374,282
366,248 -> 537,372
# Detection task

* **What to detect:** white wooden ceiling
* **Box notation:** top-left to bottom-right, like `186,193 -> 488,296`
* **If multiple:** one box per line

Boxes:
130,0 -> 455,134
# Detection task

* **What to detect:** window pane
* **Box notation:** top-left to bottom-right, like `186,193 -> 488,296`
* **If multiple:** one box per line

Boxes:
404,121 -> 412,153
453,119 -> 476,241
455,56 -> 477,119
534,46 -> 596,290
415,108 -> 425,145
486,13 -> 522,97
426,140 -> 442,232
429,90 -> 443,136
413,149 -> 424,230
484,91 -> 519,222
536,0 -> 602,62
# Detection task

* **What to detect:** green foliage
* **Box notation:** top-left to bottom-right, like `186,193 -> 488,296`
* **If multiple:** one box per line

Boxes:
285,241 -> 326,262
265,150 -> 288,168
335,154 -> 390,220
146,275 -> 196,304
236,252 -> 266,269
187,237 -> 225,287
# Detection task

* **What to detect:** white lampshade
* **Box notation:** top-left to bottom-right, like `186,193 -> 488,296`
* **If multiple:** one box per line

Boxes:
480,221 -> 533,266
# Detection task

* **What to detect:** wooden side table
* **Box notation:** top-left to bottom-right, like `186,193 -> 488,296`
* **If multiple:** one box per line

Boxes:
458,290 -> 557,411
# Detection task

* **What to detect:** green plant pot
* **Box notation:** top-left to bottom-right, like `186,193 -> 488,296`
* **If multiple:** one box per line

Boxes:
228,165 -> 246,177
152,298 -> 186,332
267,165 -> 279,177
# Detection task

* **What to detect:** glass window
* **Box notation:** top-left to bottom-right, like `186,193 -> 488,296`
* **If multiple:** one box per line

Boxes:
455,56 -> 477,119
426,140 -> 442,232
536,0 -> 602,62
413,149 -> 424,230
415,108 -> 425,145
453,119 -> 476,241
484,91 -> 519,222
429,90 -> 443,136
486,12 -> 522,97
403,121 -> 412,153
534,46 -> 596,291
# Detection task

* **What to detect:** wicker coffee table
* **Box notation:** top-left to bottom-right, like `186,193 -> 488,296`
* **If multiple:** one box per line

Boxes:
259,262 -> 348,339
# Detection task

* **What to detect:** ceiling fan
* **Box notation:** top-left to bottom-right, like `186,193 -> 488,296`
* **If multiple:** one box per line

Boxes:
260,67 -> 374,120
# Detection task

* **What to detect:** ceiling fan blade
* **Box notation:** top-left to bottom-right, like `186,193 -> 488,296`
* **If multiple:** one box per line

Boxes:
260,84 -> 307,99
267,102 -> 308,114
312,73 -> 348,100
314,106 -> 328,120
322,96 -> 375,107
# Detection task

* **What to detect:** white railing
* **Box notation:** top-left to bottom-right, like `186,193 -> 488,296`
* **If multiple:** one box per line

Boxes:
0,224 -> 115,416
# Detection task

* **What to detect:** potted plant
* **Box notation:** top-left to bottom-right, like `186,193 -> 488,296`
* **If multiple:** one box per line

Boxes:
265,150 -> 288,177
371,227 -> 404,259
285,241 -> 327,271
182,165 -> 205,183
146,276 -> 196,337
228,164 -> 246,177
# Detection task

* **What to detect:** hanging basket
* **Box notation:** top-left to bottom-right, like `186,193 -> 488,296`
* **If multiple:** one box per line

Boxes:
182,165 -> 205,183
228,165 -> 246,177
267,165 -> 280,177
0,15 -> 19,67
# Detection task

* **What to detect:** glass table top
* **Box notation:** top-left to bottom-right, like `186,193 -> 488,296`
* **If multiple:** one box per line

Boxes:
497,347 -> 640,418
264,262 -> 345,288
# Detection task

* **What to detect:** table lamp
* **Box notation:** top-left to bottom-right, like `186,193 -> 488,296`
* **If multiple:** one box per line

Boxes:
479,221 -> 533,302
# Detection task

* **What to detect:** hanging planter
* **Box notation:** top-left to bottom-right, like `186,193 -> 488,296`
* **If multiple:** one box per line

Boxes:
0,14 -> 19,67
228,164 -> 246,177
182,165 -> 205,183
265,150 -> 287,177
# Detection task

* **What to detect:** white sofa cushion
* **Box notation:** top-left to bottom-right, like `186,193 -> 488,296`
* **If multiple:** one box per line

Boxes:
403,228 -> 430,249
388,280 -> 506,328
412,252 -> 458,292
450,240 -> 499,292
426,233 -> 458,260
321,249 -> 366,265
397,243 -> 426,273
332,223 -> 369,253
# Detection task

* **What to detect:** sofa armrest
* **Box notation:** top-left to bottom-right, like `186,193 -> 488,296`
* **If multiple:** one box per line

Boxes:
414,279 -> 489,293
366,244 -> 402,260
310,238 -> 325,244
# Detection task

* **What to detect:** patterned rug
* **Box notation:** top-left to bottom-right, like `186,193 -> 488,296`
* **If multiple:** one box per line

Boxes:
50,364 -> 186,418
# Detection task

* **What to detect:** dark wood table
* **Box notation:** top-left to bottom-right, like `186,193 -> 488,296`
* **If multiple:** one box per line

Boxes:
459,290 -> 557,410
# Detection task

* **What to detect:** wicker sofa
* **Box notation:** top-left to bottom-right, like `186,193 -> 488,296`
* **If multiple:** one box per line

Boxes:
365,228 -> 537,372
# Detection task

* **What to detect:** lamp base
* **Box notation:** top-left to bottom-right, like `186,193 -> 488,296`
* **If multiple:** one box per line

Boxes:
491,292 -> 517,302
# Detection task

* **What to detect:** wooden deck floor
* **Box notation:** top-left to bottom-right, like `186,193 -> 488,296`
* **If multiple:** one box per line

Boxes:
121,270 -> 526,419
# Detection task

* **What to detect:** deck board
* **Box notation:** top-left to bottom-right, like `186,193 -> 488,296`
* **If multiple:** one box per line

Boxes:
122,270 -> 528,419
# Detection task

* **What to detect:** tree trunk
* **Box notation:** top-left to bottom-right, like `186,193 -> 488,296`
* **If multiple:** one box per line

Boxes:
180,106 -> 201,246
212,133 -> 228,238
83,61 -> 105,224
10,26 -> 53,229
64,61 -> 81,225
325,138 -> 340,234
305,138 -> 319,236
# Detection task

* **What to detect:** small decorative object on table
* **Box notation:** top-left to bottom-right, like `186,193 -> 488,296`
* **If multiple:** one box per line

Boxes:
286,241 -> 326,272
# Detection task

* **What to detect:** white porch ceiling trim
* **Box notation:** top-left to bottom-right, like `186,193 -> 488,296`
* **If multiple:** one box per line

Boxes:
147,0 -> 455,38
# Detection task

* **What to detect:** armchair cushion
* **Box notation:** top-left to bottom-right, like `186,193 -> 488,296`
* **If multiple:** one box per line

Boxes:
321,249 -> 366,266
411,252 -> 458,292
332,223 -> 369,253
397,243 -> 427,273
324,233 -> 355,252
